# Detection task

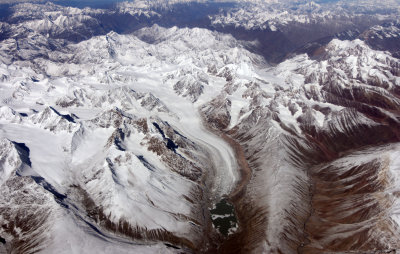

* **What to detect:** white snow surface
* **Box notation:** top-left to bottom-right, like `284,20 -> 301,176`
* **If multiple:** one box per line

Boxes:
0,24 -> 254,252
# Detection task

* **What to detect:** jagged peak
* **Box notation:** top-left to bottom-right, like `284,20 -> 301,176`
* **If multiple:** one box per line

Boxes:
29,106 -> 78,133
0,138 -> 21,185
0,106 -> 22,123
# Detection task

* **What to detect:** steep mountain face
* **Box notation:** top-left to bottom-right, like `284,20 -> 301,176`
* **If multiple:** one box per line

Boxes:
0,23 -> 249,253
0,1 -> 400,254
0,138 -> 58,254
200,38 -> 400,253
360,21 -> 400,58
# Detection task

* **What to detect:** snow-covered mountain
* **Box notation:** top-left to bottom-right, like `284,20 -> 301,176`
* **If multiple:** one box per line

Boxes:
2,0 -> 399,63
201,38 -> 400,253
0,22 -> 250,253
210,0 -> 400,30
0,1 -> 400,254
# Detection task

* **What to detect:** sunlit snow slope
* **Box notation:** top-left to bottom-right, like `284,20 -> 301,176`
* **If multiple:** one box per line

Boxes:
0,24 -> 256,253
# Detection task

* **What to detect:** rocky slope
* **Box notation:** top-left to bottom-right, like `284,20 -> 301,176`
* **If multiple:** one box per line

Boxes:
201,38 -> 400,253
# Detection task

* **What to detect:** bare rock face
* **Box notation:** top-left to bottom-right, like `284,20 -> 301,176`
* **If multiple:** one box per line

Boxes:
360,21 -> 400,58
200,39 -> 400,253
0,139 -> 57,254
174,78 -> 204,103
29,106 -> 78,133
201,95 -> 232,130
0,139 -> 22,185
301,146 -> 400,253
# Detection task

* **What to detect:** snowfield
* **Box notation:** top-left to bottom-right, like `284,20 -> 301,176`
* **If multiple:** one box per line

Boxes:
0,24 -> 249,253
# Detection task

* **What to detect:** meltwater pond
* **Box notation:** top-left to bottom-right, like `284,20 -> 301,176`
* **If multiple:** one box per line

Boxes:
210,199 -> 238,236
